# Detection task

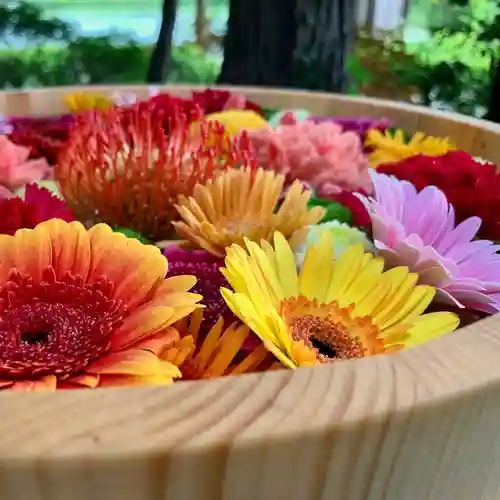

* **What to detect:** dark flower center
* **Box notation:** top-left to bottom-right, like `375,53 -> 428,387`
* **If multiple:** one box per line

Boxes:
0,267 -> 126,380
289,314 -> 366,362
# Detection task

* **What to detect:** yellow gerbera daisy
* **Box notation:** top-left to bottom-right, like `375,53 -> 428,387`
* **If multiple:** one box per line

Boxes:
64,92 -> 114,113
365,128 -> 456,168
220,231 -> 460,368
173,166 -> 325,257
143,309 -> 271,379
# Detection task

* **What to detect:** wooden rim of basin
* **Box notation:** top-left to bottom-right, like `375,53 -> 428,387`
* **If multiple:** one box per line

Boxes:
1,86 -> 500,500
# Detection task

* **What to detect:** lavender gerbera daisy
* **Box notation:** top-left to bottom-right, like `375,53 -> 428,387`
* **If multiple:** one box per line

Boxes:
359,171 -> 500,313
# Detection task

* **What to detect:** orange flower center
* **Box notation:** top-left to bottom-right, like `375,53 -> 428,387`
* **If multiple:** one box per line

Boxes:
280,296 -> 384,363
289,314 -> 366,362
0,267 -> 126,380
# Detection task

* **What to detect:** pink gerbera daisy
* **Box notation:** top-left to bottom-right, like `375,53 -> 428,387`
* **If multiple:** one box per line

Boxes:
359,171 -> 500,313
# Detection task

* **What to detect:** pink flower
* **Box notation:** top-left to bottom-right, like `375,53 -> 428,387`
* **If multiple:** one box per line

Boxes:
246,120 -> 372,195
360,171 -> 500,313
0,135 -> 51,191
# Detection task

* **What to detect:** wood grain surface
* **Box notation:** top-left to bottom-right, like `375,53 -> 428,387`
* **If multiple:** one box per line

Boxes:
1,86 -> 500,500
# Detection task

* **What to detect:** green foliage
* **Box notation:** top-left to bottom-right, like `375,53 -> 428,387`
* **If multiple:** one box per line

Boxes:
350,0 -> 500,117
0,1 -> 219,89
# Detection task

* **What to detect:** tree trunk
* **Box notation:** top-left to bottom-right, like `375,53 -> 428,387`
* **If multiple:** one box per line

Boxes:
218,0 -> 355,92
486,58 -> 500,123
364,0 -> 376,33
217,0 -> 296,86
293,0 -> 356,92
147,0 -> 178,83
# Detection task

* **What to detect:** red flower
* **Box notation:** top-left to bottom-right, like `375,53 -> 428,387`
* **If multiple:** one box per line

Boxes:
192,89 -> 264,116
0,183 -> 74,235
377,151 -> 500,240
316,186 -> 371,227
8,115 -> 76,165
129,93 -> 203,133
56,103 -> 256,241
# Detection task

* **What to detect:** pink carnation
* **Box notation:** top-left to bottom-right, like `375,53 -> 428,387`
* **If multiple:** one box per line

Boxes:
246,121 -> 372,195
360,171 -> 500,313
0,135 -> 51,191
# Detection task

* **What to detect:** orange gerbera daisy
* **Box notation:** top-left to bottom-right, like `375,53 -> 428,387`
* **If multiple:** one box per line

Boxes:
152,309 -> 271,380
0,219 -> 202,390
173,166 -> 325,256
56,104 -> 256,241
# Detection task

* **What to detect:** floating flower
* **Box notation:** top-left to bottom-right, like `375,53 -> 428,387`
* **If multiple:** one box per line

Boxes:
173,167 -> 325,257
295,221 -> 374,267
317,189 -> 371,227
360,172 -> 500,313
0,183 -> 74,236
163,245 -> 235,332
221,232 -> 459,368
7,114 -> 76,165
112,86 -> 159,107
0,219 -> 202,390
157,309 -> 271,380
376,151 -> 500,241
56,104 -> 255,241
64,92 -> 114,113
247,120 -> 372,195
134,93 -> 203,133
192,109 -> 270,139
0,135 -> 51,191
267,109 -> 311,127
365,128 -> 455,168
309,116 -> 390,142
191,88 -> 263,116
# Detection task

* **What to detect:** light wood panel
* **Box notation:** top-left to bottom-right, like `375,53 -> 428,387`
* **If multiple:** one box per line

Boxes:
0,86 -> 500,500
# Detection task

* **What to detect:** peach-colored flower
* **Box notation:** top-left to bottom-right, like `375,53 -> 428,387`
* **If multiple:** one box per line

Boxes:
247,121 -> 373,195
0,136 -> 51,191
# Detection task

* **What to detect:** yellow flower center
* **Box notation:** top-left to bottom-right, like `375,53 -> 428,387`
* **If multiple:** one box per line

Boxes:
280,296 -> 385,363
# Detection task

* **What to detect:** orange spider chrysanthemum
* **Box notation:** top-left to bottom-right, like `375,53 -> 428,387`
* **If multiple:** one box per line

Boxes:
173,166 -> 326,257
0,219 -> 202,390
55,104 -> 256,241
144,309 -> 272,380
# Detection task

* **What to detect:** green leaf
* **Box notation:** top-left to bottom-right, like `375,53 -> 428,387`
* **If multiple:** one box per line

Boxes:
113,227 -> 151,245
308,197 -> 353,225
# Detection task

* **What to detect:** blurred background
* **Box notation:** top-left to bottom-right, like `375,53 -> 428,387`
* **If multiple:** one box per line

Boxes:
0,0 -> 499,121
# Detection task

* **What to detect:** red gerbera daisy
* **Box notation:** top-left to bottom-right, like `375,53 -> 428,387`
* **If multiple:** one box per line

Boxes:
55,102 -> 256,241
0,183 -> 74,235
376,150 -> 500,240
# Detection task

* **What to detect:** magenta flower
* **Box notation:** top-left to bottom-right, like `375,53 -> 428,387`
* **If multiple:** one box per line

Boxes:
359,172 -> 500,313
162,245 -> 236,330
309,116 -> 391,139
